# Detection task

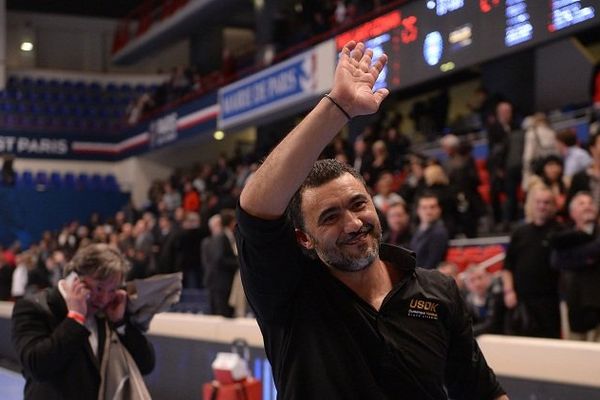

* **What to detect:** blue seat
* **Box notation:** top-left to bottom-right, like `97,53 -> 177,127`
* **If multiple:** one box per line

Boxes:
61,81 -> 74,91
89,174 -> 103,191
119,83 -> 132,94
63,172 -> 76,189
48,79 -> 60,90
35,171 -> 49,186
74,81 -> 86,92
77,173 -> 90,190
17,170 -> 34,188
134,84 -> 146,93
34,78 -> 47,88
5,114 -> 21,128
106,82 -> 118,94
7,76 -> 18,88
21,77 -> 33,88
50,171 -> 62,188
90,82 -> 102,93
103,174 -> 120,192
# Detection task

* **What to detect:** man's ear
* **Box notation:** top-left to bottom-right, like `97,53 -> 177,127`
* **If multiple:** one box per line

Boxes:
295,229 -> 314,250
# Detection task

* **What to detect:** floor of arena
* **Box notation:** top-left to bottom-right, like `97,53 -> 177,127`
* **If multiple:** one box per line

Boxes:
0,366 -> 24,400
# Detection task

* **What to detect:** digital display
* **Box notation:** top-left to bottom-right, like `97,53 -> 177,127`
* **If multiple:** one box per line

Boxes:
336,0 -> 599,91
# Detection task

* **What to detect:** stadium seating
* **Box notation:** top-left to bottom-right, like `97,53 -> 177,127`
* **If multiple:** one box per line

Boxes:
12,170 -> 121,193
446,244 -> 505,272
0,75 -> 156,135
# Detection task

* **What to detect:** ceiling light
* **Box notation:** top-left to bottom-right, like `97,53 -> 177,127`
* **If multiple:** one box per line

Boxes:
213,131 -> 225,141
20,41 -> 34,52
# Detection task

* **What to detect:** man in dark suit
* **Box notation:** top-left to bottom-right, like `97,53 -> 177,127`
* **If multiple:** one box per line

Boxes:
409,192 -> 449,269
202,214 -> 222,311
206,209 -> 239,317
11,243 -> 155,400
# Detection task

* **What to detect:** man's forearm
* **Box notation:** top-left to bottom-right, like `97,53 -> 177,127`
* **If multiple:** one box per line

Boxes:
239,41 -> 388,220
240,98 -> 348,220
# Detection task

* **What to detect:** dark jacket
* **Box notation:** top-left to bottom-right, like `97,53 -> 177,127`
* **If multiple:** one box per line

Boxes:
410,219 -> 449,269
11,287 -> 155,400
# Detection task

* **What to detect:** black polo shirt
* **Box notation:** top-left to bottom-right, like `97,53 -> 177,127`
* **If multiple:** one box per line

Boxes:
235,205 -> 505,400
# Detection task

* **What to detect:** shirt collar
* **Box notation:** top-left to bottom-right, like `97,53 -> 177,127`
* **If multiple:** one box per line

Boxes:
379,243 -> 416,271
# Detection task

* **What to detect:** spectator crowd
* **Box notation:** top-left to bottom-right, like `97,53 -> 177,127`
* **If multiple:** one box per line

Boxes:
3,87 -> 600,342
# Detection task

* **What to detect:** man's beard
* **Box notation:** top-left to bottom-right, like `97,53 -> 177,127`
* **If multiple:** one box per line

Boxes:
312,223 -> 382,272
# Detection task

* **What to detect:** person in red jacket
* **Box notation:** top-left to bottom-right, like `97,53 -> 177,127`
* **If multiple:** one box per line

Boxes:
182,180 -> 201,213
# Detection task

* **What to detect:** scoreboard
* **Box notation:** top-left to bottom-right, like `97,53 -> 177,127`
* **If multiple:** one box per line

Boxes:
335,0 -> 599,91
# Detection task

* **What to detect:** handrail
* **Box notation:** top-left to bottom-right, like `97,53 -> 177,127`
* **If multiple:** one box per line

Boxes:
125,0 -> 416,127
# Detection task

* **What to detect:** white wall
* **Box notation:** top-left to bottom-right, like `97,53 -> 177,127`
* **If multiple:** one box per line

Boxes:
114,156 -> 172,208
6,11 -> 189,74
143,127 -> 256,168
0,0 -> 6,89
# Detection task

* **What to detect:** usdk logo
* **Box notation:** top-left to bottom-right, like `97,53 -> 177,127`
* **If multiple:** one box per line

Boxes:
408,298 -> 439,320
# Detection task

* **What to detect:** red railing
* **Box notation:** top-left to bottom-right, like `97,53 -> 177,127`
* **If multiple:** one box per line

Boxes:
112,0 -> 189,54
121,0 -> 414,126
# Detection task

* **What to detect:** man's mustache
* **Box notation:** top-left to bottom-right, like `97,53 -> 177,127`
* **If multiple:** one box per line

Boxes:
338,223 -> 374,245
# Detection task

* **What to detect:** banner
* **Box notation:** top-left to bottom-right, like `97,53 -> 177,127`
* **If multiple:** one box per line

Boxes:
218,41 -> 335,130
1,94 -> 219,161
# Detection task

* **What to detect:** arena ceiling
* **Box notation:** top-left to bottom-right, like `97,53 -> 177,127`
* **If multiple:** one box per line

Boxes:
6,0 -> 145,19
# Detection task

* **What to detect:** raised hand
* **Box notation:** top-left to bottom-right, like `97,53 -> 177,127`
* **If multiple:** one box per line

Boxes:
105,289 -> 127,323
62,276 -> 89,317
329,41 -> 389,118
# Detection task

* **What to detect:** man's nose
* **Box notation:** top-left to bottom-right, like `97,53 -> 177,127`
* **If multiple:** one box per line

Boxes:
343,211 -> 363,233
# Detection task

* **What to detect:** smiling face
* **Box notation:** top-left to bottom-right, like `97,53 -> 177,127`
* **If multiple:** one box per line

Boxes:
296,173 -> 382,272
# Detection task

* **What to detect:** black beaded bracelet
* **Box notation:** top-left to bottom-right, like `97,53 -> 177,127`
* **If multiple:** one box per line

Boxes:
324,94 -> 351,120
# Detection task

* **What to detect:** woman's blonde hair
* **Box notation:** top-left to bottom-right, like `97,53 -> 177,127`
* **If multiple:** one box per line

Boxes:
424,164 -> 449,186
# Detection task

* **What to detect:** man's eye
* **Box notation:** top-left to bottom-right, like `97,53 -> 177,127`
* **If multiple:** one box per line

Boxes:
352,201 -> 366,210
322,215 -> 337,224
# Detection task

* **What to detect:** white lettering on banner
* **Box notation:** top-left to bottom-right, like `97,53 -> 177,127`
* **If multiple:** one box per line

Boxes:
222,67 -> 302,117
0,136 -> 17,152
266,70 -> 297,97
150,113 -> 178,148
253,81 -> 268,103
1,136 -> 69,155
222,87 -> 253,116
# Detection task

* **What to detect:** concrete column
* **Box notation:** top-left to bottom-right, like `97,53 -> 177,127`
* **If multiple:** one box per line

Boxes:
0,0 -> 6,89
189,26 -> 223,75
254,0 -> 276,65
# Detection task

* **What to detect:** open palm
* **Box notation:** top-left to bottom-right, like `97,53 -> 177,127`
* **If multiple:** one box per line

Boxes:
329,41 -> 389,118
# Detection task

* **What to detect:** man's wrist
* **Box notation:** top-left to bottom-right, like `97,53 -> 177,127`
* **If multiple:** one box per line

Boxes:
503,288 -> 515,294
323,93 -> 351,120
67,310 -> 85,325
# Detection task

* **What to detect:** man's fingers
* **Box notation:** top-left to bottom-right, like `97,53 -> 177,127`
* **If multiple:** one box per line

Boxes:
372,54 -> 388,71
350,42 -> 365,62
359,49 -> 373,72
373,88 -> 390,106
340,41 -> 357,59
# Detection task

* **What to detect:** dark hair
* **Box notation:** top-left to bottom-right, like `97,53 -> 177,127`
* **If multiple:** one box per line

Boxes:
589,131 -> 600,148
556,128 -> 577,147
220,208 -> 236,227
387,200 -> 408,214
288,159 -> 366,230
542,154 -> 563,167
416,190 -> 440,206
